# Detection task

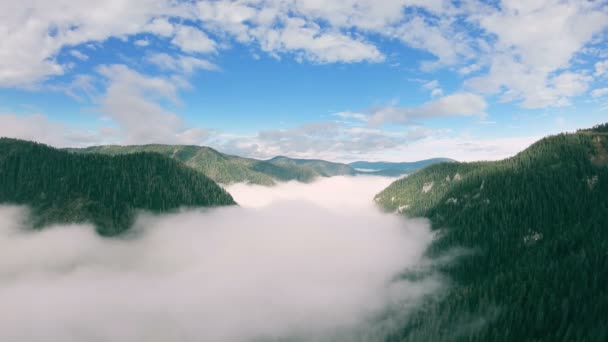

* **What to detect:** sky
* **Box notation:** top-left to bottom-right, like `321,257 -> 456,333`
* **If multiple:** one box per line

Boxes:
0,0 -> 607,162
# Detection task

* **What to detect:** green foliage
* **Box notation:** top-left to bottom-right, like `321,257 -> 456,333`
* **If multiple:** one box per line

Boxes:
70,145 -> 358,185
0,139 -> 235,236
267,156 -> 357,177
376,129 -> 608,341
68,144 -> 278,185
579,122 -> 608,133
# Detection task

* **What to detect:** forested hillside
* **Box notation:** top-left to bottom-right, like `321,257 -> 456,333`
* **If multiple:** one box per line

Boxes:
70,145 -> 358,185
0,139 -> 235,236
267,156 -> 357,177
376,125 -> 608,341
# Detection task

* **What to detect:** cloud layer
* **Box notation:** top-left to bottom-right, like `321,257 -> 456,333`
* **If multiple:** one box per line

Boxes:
2,0 -> 606,108
0,176 -> 440,342
1,1 -> 606,163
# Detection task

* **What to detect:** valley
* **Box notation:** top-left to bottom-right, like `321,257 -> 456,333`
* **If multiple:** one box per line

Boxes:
1,125 -> 607,341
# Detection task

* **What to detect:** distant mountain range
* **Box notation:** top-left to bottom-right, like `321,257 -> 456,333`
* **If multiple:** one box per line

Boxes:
68,145 -> 361,185
68,145 -> 449,185
374,123 -> 608,341
1,139 -> 235,235
349,158 -> 455,176
1,139 -> 453,235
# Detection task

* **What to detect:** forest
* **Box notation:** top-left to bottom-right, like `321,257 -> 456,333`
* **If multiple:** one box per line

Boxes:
376,125 -> 608,341
0,138 -> 235,236
69,144 -> 357,185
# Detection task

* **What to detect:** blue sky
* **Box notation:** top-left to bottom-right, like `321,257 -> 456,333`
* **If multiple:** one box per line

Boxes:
0,0 -> 607,161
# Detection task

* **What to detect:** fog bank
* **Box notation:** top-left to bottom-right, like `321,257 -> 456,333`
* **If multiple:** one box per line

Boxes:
0,176 -> 440,341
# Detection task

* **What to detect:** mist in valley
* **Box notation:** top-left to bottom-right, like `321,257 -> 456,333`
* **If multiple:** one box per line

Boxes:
0,176 -> 442,342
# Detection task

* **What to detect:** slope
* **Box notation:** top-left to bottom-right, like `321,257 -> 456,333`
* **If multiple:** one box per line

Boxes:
375,125 -> 608,341
267,156 -> 357,177
0,139 -> 235,236
71,145 -> 358,185
70,144 -> 279,185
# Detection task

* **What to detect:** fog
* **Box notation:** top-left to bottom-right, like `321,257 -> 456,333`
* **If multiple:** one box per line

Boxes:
0,176 -> 441,342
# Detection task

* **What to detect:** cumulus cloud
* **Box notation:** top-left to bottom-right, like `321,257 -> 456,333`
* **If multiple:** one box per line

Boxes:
147,53 -> 220,74
134,39 -> 150,47
252,17 -> 384,64
1,0 -> 606,111
171,25 -> 217,54
465,0 -> 608,108
596,60 -> 608,77
0,113 -> 104,147
209,121 -> 446,161
69,50 -> 89,61
0,0 -> 191,87
0,176 -> 441,342
591,87 -> 608,98
368,92 -> 487,125
390,16 -> 475,70
96,64 -> 209,145
466,55 -> 594,108
423,79 -> 444,97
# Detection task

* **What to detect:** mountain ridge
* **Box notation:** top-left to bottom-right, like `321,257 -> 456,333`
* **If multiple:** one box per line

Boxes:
1,138 -> 235,236
69,144 -> 450,184
374,125 -> 608,341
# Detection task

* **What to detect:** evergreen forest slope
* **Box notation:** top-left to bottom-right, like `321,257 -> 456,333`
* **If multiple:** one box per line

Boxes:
375,124 -> 608,341
0,139 -> 235,236
71,145 -> 357,185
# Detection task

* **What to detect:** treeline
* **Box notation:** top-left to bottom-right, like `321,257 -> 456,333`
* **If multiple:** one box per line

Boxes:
376,129 -> 608,341
0,138 -> 235,235
70,144 -> 357,185
579,122 -> 608,133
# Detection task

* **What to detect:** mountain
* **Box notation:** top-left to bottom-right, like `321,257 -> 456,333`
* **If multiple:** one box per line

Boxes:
375,124 -> 608,341
267,156 -> 357,177
70,145 -> 357,185
70,144 -> 280,185
0,139 -> 235,236
349,158 -> 455,176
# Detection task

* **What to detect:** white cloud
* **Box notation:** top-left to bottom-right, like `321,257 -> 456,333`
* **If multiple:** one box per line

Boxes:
147,53 -> 219,74
47,74 -> 98,101
134,39 -> 150,47
458,63 -> 481,75
144,17 -> 175,37
368,135 -> 542,162
467,57 -> 593,108
253,17 -> 384,64
390,16 -> 474,70
69,50 -> 89,61
423,80 -> 444,97
96,64 -> 208,145
197,0 -> 388,63
334,111 -> 368,122
212,121 -> 417,160
596,60 -> 608,77
0,176 -> 441,342
474,0 -> 607,71
368,92 -> 487,125
171,25 -> 217,54
0,0 -> 192,87
0,113 -> 104,147
591,88 -> 608,98
465,0 -> 608,108
1,0 -> 604,111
